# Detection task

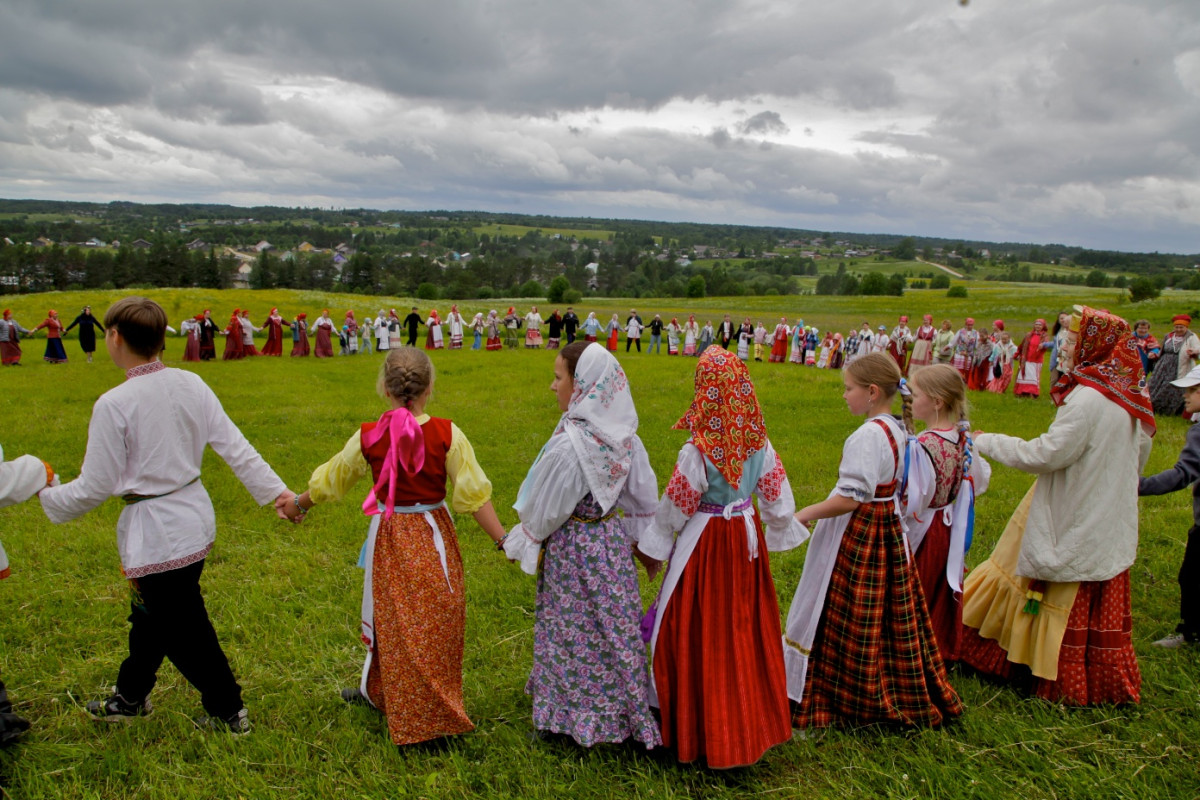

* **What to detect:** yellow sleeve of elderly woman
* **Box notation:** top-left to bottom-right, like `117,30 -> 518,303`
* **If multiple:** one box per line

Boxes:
446,423 -> 492,514
307,429 -> 370,505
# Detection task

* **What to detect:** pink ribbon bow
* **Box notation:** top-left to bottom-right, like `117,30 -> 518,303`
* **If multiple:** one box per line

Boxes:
360,408 -> 426,519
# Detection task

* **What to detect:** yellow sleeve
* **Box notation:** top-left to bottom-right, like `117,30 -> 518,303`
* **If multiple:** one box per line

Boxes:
445,423 -> 492,514
307,429 -> 371,505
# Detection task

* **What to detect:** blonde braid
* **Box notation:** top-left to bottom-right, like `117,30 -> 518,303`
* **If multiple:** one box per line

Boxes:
377,348 -> 435,408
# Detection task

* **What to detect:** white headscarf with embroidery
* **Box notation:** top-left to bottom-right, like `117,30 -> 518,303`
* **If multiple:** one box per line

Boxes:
519,343 -> 638,514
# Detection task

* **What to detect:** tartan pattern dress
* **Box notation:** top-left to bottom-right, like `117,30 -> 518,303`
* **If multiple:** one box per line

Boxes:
795,420 -> 963,729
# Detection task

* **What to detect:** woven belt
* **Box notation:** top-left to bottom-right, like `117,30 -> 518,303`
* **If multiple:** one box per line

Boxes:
697,496 -> 753,516
568,509 -> 618,524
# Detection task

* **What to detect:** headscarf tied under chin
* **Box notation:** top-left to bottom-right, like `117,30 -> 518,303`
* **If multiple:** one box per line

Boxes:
1051,305 -> 1155,436
674,347 -> 766,489
360,407 -> 426,519
548,343 -> 638,512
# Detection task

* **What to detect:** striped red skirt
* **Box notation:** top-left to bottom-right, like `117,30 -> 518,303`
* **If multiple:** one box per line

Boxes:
959,571 -> 1140,705
912,515 -> 962,663
796,502 -> 962,728
653,515 -> 791,768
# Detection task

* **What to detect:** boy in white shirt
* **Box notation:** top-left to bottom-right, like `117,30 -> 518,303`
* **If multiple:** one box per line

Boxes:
39,297 -> 295,734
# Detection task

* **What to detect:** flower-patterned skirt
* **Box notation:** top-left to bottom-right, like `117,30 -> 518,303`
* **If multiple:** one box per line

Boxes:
528,494 -> 661,748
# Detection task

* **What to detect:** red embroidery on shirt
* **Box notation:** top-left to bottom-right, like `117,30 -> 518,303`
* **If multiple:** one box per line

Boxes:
756,452 -> 786,502
125,360 -> 166,379
665,466 -> 702,516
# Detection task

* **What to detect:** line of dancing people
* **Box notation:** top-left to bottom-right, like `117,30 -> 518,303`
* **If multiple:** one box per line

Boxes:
6,297 -> 1184,770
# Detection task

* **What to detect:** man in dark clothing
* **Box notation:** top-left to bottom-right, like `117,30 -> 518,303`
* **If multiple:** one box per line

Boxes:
719,314 -> 735,349
563,308 -> 580,344
648,315 -> 664,354
403,307 -> 422,347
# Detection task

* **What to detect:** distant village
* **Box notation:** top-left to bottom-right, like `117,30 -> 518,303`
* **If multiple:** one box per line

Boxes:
6,213 -> 990,292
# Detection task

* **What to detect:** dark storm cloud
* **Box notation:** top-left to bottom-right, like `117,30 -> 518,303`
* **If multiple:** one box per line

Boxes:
0,0 -> 1195,252
738,111 -> 789,136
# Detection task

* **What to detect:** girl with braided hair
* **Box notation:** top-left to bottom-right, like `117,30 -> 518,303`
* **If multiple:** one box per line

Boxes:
291,347 -> 507,745
785,352 -> 962,731
902,364 -> 991,663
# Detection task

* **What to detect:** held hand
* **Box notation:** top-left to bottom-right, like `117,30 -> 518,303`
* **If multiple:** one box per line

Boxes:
633,546 -> 662,581
972,430 -> 984,440
274,490 -> 300,523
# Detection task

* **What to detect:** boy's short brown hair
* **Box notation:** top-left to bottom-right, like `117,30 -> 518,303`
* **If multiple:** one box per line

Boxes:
104,296 -> 167,358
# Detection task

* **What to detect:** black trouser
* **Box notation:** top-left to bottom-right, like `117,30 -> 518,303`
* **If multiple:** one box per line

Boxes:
116,559 -> 243,718
0,678 -> 30,744
626,336 -> 641,352
406,331 -> 418,346
1179,524 -> 1200,640
566,331 -> 576,344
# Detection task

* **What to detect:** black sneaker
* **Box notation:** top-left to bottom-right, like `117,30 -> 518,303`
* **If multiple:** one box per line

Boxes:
86,690 -> 152,722
340,687 -> 370,705
194,707 -> 251,735
0,712 -> 31,747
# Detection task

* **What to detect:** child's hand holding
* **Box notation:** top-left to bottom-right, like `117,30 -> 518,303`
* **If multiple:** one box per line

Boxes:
633,546 -> 662,581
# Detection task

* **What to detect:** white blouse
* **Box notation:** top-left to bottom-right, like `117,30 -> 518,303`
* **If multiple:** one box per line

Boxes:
503,434 -> 658,574
640,440 -> 807,560
40,365 -> 287,578
833,416 -> 905,503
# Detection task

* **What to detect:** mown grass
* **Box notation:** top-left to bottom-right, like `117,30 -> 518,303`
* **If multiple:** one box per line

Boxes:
1,288 -> 1198,799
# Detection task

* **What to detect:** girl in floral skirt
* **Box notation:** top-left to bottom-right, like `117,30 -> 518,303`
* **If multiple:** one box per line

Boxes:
503,341 -> 662,748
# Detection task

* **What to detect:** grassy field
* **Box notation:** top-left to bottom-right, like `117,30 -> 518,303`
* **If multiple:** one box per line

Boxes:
472,224 -> 617,242
1,288 -> 1199,799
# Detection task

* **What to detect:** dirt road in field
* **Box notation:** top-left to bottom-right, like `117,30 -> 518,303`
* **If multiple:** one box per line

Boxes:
916,258 -> 964,278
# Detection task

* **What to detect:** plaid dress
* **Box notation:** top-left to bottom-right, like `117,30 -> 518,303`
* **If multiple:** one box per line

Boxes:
795,420 -> 962,729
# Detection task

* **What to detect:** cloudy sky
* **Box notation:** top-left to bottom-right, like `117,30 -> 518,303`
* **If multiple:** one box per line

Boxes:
1,0 -> 1197,252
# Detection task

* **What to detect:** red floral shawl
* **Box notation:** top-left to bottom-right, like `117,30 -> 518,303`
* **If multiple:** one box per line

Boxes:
1051,306 -> 1155,435
674,347 -> 766,489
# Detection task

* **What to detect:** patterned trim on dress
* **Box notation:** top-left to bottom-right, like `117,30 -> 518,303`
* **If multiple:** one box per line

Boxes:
125,360 -> 166,379
756,452 -> 787,503
123,541 -> 213,579
665,466 -> 702,516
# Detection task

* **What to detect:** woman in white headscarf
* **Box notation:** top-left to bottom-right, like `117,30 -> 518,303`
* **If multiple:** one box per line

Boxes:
503,341 -> 662,749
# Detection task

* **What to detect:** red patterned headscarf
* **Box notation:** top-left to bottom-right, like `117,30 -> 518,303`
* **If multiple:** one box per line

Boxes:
674,347 -> 767,488
1052,306 -> 1155,435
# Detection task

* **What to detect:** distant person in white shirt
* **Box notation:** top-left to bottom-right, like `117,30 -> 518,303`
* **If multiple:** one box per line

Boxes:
39,297 -> 294,735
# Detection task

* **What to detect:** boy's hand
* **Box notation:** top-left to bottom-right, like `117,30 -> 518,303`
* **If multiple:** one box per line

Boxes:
275,490 -> 302,523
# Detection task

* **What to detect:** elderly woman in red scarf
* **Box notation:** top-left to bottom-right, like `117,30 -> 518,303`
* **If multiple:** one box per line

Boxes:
1149,314 -> 1200,416
1013,319 -> 1050,397
961,306 -> 1153,705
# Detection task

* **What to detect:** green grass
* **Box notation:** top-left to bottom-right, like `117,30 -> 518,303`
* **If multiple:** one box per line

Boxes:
473,224 -> 617,241
1,288 -> 1199,798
